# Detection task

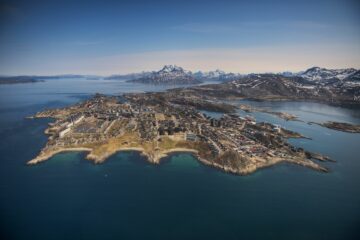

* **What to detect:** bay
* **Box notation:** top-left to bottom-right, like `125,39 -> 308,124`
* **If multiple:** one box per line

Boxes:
0,78 -> 359,240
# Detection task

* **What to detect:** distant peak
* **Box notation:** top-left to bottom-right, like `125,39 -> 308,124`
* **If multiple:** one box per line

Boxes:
160,65 -> 184,73
214,69 -> 225,73
304,66 -> 321,72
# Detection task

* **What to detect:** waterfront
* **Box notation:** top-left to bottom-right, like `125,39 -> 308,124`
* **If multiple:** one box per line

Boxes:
1,78 -> 360,239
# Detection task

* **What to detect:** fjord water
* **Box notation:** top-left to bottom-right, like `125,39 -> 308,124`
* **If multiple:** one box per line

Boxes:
1,78 -> 360,240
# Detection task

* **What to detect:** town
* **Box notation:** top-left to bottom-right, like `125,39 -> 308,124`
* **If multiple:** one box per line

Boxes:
28,92 -> 332,175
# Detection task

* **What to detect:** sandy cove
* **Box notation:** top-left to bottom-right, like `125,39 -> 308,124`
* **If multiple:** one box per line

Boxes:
27,146 -> 198,166
27,147 -> 93,165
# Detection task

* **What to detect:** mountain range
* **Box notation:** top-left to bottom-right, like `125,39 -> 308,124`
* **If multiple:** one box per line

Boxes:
2,66 -> 359,98
189,71 -> 360,106
298,67 -> 359,85
106,65 -> 241,84
109,65 -> 360,105
105,65 -> 359,86
1,65 -> 359,104
126,65 -> 201,85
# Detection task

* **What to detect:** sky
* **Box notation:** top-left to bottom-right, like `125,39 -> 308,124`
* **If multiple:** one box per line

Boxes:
0,0 -> 359,75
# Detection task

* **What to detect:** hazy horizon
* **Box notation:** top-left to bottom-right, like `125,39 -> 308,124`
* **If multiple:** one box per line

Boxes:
1,61 -> 359,77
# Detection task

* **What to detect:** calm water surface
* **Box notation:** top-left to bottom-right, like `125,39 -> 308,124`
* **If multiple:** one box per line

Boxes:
0,78 -> 359,239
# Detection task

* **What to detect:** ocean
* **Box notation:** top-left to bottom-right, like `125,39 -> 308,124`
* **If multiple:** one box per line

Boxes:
0,78 -> 359,239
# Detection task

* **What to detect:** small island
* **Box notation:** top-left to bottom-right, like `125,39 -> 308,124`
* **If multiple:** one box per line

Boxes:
0,76 -> 43,85
238,104 -> 299,121
310,121 -> 360,133
27,90 -> 333,175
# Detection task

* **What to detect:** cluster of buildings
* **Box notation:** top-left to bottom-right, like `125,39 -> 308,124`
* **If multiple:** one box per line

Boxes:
37,92 -> 298,162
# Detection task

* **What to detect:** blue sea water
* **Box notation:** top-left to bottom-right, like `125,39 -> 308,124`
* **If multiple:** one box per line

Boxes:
0,78 -> 360,240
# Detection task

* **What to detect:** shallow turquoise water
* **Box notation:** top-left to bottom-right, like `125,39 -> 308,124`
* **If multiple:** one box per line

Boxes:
0,78 -> 359,239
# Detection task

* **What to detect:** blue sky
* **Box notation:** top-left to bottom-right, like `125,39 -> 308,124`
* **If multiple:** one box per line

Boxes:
0,0 -> 359,75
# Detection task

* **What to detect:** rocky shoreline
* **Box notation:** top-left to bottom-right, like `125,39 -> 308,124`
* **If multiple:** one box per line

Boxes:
28,146 -> 330,175
26,92 -> 336,176
309,121 -> 360,133
238,104 -> 299,121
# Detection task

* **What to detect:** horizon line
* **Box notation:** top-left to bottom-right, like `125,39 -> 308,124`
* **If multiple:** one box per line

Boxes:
1,65 -> 359,77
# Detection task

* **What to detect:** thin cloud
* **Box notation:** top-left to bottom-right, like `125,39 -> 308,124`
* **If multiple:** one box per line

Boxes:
171,21 -> 332,34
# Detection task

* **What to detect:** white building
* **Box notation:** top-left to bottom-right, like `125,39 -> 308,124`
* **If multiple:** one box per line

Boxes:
59,128 -> 71,138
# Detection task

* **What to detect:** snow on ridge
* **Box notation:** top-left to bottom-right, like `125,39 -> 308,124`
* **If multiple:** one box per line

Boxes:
300,67 -> 357,81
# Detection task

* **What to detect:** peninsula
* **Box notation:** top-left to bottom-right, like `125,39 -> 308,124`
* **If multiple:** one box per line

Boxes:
238,104 -> 299,121
309,121 -> 360,133
28,90 -> 333,175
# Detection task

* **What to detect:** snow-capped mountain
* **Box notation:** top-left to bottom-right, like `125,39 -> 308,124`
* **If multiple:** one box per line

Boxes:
128,65 -> 201,85
203,69 -> 226,78
275,67 -> 359,88
126,65 -> 241,84
156,65 -> 192,77
299,67 -> 358,82
195,72 -> 360,105
279,71 -> 299,77
344,70 -> 360,81
159,65 -> 191,74
117,65 -> 359,86
194,69 -> 240,81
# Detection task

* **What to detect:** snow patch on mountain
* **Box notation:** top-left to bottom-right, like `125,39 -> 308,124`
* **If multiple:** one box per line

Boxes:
300,67 -> 357,81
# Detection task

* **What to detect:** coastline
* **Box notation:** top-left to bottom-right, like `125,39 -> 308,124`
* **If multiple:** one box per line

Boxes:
27,146 -> 198,166
26,93 -> 337,176
27,147 -> 93,165
308,121 -> 360,133
195,154 -> 328,175
27,146 -> 328,175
